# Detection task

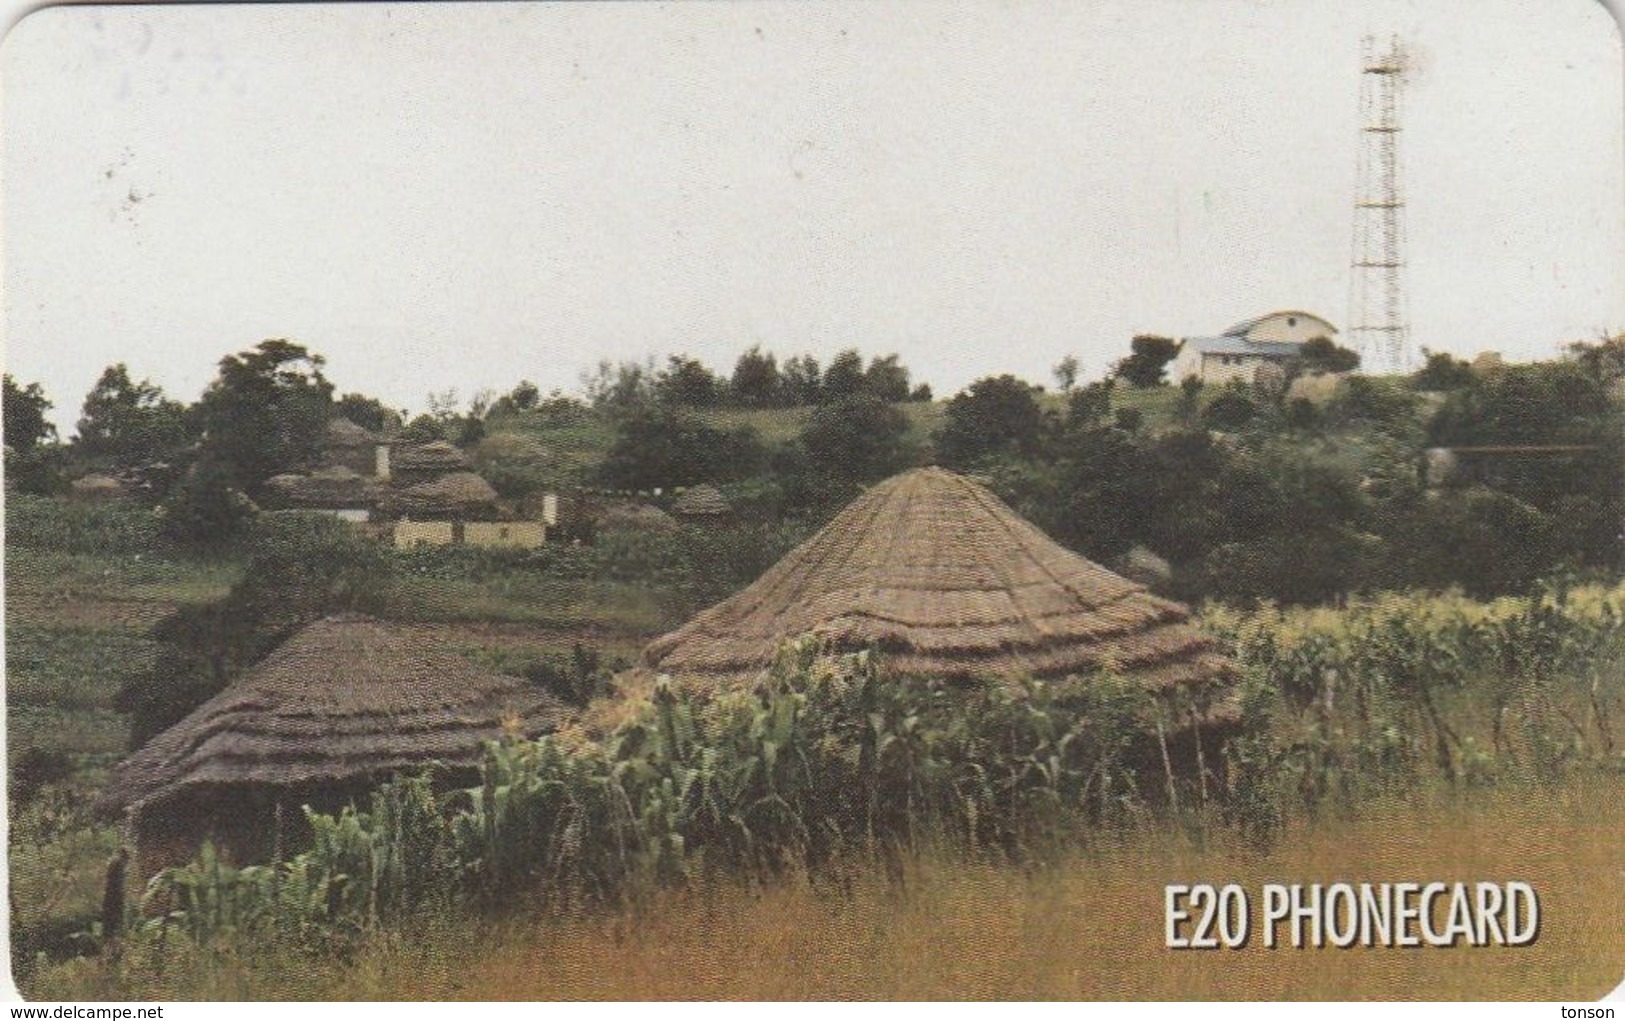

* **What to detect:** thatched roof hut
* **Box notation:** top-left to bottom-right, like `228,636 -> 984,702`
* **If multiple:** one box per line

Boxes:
643,467 -> 1233,695
671,483 -> 731,520
263,466 -> 383,510
69,473 -> 130,502
597,501 -> 678,536
392,471 -> 499,519
101,614 -> 565,869
393,439 -> 468,477
325,417 -> 382,449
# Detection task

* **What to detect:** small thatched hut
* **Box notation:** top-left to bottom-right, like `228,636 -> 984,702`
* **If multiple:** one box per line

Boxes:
69,473 -> 130,502
643,467 -> 1234,707
671,483 -> 731,522
597,501 -> 678,536
392,471 -> 500,520
392,440 -> 470,488
99,614 -> 565,874
263,466 -> 384,519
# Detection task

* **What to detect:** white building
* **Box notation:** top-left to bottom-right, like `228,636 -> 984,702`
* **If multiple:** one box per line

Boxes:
1170,311 -> 1339,384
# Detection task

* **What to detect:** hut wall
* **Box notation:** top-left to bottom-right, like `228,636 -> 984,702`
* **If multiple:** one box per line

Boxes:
130,789 -> 283,881
465,521 -> 545,549
128,773 -> 483,885
394,520 -> 456,548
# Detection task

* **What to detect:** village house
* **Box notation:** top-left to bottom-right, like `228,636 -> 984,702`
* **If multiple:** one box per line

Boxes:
390,439 -> 470,488
1170,310 -> 1339,384
671,483 -> 733,525
97,614 -> 565,876
262,466 -> 383,522
322,417 -> 394,479
624,466 -> 1238,781
257,418 -> 393,520
257,418 -> 553,548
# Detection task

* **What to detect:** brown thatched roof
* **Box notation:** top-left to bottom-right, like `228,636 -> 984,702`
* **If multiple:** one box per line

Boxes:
643,467 -> 1234,693
393,471 -> 499,516
672,483 -> 730,517
100,615 -> 566,815
394,440 -> 469,473
264,466 -> 383,509
325,417 -> 381,449
69,473 -> 130,500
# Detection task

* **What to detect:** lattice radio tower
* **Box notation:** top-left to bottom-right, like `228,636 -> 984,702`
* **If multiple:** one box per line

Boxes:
1349,34 -> 1413,374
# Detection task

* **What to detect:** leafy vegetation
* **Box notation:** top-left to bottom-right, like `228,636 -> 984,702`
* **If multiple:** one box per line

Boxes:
19,583 -> 1616,987
8,331 -> 1625,998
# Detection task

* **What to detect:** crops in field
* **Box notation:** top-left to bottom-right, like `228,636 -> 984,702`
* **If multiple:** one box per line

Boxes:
1208,579 -> 1625,835
16,580 -> 1624,998
45,781 -> 1624,1000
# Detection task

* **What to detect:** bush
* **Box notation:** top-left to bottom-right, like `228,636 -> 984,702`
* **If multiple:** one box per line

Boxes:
6,495 -> 171,558
116,513 -> 395,746
1201,385 -> 1256,430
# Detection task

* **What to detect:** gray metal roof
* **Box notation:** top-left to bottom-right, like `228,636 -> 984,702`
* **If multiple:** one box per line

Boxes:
1183,336 -> 1303,358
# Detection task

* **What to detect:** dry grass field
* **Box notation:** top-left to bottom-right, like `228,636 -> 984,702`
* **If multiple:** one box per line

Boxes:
38,778 -> 1624,1001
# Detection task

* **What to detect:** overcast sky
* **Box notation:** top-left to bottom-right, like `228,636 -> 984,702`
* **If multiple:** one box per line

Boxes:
3,0 -> 1622,434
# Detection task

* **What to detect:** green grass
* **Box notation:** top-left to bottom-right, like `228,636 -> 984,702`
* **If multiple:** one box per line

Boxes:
5,547 -> 239,609
29,780 -> 1625,1000
6,626 -> 158,713
384,572 -> 675,635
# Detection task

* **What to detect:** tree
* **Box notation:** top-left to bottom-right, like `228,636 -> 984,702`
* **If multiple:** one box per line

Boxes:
599,408 -> 764,491
822,349 -> 866,401
76,364 -> 193,468
731,346 -> 782,407
935,375 -> 1046,468
194,340 -> 334,491
581,357 -> 657,410
1067,379 -> 1114,426
159,454 -> 257,543
799,396 -> 911,487
334,392 -> 401,433
117,512 -> 393,745
862,354 -> 911,403
162,340 -> 333,543
1114,335 -> 1180,388
1176,376 -> 1205,423
655,355 -> 720,407
1425,361 -> 1621,571
1202,383 -> 1257,430
1052,355 -> 1081,392
1567,333 -> 1625,388
1411,350 -> 1475,392
3,375 -> 55,452
4,376 -> 60,495
909,382 -> 934,402
781,354 -> 823,406
1292,336 -> 1361,376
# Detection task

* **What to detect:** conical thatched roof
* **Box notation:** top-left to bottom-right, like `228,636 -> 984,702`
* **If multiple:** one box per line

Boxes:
643,467 -> 1233,692
100,615 -> 565,815
325,417 -> 382,449
672,483 -> 731,518
394,471 -> 499,516
394,440 -> 469,473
